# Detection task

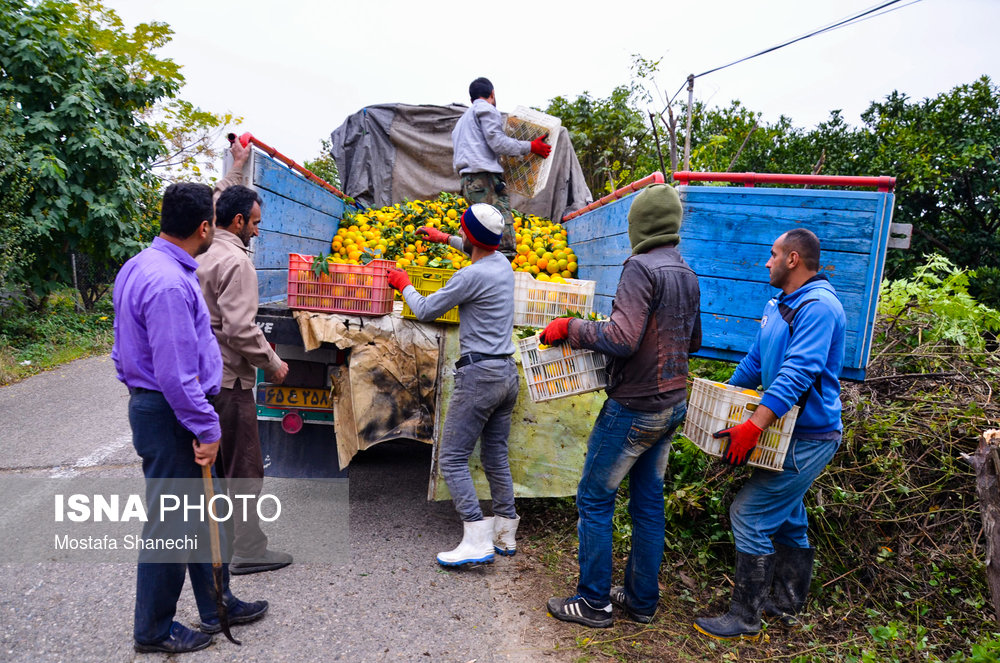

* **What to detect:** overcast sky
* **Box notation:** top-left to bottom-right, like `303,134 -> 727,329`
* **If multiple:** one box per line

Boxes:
103,0 -> 999,167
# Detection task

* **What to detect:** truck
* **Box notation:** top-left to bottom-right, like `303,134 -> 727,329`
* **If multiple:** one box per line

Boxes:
230,136 -> 908,497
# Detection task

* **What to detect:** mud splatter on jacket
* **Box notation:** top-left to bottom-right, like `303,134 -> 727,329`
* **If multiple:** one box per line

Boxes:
568,245 -> 701,409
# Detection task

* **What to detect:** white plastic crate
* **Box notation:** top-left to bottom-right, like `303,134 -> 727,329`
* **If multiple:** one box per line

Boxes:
517,334 -> 608,403
682,377 -> 799,472
500,106 -> 561,198
512,271 -> 596,328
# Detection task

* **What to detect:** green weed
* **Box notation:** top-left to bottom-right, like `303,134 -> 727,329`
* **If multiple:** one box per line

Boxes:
0,289 -> 114,384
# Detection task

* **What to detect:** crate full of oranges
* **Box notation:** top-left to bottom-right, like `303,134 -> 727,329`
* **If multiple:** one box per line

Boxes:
681,378 -> 799,472
287,253 -> 394,316
517,334 -> 608,403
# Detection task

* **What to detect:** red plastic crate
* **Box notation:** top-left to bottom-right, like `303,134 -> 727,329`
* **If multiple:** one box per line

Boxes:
287,254 -> 394,316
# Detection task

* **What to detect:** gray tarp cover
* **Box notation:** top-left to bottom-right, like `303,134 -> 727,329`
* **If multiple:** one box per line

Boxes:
330,103 -> 593,222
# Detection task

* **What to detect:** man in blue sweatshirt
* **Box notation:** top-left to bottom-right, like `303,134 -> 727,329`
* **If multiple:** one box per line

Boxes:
694,228 -> 846,641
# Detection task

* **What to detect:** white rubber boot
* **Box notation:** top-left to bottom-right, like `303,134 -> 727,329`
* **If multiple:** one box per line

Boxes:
436,517 -> 495,566
493,515 -> 520,556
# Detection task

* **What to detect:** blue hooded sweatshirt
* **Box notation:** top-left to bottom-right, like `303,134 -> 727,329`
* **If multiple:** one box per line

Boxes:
729,274 -> 846,435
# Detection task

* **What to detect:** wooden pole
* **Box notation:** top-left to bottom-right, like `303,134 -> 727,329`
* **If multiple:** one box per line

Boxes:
649,112 -> 667,178
969,429 -> 1000,625
664,106 -> 679,172
683,75 -> 694,172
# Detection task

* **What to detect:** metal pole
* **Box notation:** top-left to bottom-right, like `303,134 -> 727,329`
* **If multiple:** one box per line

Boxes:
683,74 -> 694,172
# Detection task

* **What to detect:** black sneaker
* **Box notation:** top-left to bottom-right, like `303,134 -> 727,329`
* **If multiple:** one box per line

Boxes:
546,595 -> 613,628
610,586 -> 655,624
200,599 -> 269,634
230,549 -> 292,575
135,621 -> 213,653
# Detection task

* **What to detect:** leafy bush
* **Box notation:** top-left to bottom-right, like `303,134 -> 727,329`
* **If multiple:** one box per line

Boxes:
0,288 -> 114,384
970,266 -> 1000,313
878,253 -> 1000,354
589,254 -> 1000,660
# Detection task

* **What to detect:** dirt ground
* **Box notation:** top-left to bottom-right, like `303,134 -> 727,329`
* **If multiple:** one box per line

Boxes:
497,504 -> 838,663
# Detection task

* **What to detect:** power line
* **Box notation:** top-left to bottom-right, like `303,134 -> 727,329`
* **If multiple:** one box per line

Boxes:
664,0 -> 922,107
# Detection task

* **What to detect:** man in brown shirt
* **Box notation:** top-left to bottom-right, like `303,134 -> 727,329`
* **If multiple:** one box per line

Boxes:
197,141 -> 291,574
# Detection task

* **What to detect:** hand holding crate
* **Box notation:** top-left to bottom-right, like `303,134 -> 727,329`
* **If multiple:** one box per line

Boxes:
682,378 -> 799,472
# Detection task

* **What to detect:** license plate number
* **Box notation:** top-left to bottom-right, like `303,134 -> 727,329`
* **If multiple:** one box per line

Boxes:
257,385 -> 331,410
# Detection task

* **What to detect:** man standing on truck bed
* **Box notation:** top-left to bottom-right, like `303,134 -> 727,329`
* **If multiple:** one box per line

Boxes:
387,204 -> 521,567
195,138 -> 292,575
540,183 -> 701,628
113,182 -> 268,653
452,76 -> 552,258
693,228 -> 845,641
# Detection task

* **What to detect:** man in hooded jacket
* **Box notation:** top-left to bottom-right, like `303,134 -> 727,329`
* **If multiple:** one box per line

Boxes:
541,183 -> 702,628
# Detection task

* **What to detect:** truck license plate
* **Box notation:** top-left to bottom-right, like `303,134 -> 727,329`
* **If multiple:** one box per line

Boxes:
257,385 -> 331,410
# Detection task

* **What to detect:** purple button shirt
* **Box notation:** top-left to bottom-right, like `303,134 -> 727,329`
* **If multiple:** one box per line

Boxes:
112,236 -> 223,443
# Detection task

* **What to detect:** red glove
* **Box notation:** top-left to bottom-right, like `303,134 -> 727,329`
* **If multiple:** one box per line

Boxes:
539,317 -> 571,345
226,131 -> 253,148
387,268 -> 412,293
530,134 -> 552,158
713,418 -> 764,466
416,226 -> 451,244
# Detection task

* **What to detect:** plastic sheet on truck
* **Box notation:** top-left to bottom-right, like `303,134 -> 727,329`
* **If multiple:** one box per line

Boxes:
329,103 -> 593,223
294,308 -> 443,470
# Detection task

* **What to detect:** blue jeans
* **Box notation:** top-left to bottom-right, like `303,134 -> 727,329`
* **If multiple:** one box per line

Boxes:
576,398 -> 687,613
129,391 -> 232,644
439,358 -> 520,521
730,434 -> 841,556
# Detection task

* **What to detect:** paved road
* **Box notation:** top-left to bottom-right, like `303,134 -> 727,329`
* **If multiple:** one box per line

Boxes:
0,356 -> 565,662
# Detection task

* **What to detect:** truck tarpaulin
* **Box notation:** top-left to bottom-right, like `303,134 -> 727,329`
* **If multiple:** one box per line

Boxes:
293,309 -> 443,470
292,306 -> 604,497
330,103 -> 593,223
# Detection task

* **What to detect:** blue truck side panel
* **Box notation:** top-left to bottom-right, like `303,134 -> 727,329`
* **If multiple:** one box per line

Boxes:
565,185 -> 895,381
250,153 -> 353,303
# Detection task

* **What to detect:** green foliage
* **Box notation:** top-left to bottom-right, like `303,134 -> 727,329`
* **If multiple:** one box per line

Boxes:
147,99 -> 242,184
1,0 -> 236,309
543,57 -> 659,196
0,96 -> 36,303
544,52 -> 999,286
863,77 -> 1000,278
0,287 -> 114,384
71,0 -> 238,184
969,265 -> 1000,311
303,138 -> 342,190
877,253 -> 1000,354
0,0 -> 178,304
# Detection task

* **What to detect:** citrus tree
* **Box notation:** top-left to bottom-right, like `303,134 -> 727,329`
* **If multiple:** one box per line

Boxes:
1,0 -> 237,308
0,0 -> 176,305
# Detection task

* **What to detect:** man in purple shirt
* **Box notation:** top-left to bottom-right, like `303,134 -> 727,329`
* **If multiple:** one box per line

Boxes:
113,182 -> 268,654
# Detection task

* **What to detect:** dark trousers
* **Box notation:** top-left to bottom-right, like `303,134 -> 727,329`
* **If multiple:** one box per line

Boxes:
461,172 -> 516,257
129,390 -> 232,644
213,381 -> 268,558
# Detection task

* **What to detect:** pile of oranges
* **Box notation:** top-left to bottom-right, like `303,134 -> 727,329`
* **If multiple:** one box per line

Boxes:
329,193 -> 579,282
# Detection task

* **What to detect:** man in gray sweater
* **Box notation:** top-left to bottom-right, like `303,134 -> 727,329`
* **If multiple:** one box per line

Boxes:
452,77 -> 551,257
387,204 -> 520,566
